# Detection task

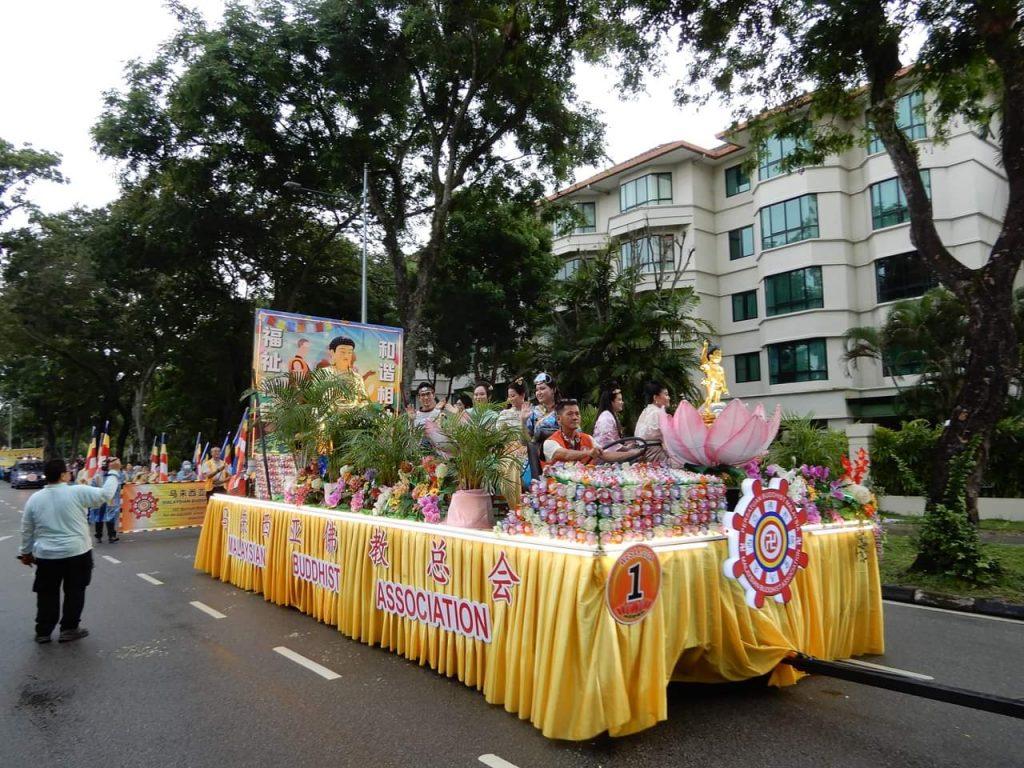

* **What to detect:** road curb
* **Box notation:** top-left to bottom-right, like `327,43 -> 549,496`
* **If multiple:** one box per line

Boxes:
882,584 -> 1024,621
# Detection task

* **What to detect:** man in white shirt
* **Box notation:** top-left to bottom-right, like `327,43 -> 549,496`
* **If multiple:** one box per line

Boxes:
19,457 -> 121,643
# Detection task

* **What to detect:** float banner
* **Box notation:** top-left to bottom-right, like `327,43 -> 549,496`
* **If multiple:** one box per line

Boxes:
228,535 -> 267,569
291,552 -> 341,593
253,308 -> 404,407
375,579 -> 492,643
119,482 -> 208,532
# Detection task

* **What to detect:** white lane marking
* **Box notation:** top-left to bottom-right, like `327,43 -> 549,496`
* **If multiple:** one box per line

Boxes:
102,555 -> 121,564
479,756 -> 521,768
884,599 -> 1023,625
839,658 -> 934,681
190,601 -> 227,619
0,535 -> 11,542
137,573 -> 164,585
272,646 -> 340,680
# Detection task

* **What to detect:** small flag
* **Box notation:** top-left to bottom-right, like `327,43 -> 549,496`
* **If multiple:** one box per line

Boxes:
158,434 -> 169,483
227,409 -> 249,494
96,421 -> 110,475
84,427 -> 98,479
192,432 -> 202,467
197,442 -> 210,480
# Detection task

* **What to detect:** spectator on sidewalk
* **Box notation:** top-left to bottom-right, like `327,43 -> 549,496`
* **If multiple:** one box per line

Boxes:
18,457 -> 121,644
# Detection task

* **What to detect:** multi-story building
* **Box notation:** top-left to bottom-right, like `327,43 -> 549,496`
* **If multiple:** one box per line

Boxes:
548,90 -> 1008,428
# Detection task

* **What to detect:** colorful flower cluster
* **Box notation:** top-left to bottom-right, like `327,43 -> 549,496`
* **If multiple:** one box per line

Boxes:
499,462 -> 727,544
744,448 -> 878,525
283,461 -> 324,506
324,458 -> 455,523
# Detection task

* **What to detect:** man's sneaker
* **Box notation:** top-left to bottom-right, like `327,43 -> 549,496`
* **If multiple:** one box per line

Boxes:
34,634 -> 52,644
95,536 -> 103,543
108,536 -> 119,542
58,627 -> 89,643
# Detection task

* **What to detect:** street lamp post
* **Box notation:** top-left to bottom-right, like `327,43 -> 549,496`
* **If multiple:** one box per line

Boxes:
284,177 -> 370,325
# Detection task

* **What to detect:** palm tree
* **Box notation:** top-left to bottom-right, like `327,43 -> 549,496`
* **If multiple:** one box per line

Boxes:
842,287 -> 969,421
534,255 -> 713,427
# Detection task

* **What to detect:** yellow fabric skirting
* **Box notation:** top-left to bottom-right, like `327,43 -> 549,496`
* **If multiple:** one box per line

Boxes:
195,496 -> 884,740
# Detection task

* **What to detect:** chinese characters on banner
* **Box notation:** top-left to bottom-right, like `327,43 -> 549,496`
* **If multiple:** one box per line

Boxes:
252,309 -> 404,408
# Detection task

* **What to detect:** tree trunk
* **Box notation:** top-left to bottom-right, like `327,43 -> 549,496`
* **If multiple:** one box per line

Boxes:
42,418 -> 57,460
116,402 -> 132,459
928,276 -> 1018,523
132,363 -> 156,456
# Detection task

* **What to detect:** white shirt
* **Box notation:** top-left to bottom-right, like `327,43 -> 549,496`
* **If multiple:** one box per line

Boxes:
20,475 -> 120,559
413,405 -> 443,428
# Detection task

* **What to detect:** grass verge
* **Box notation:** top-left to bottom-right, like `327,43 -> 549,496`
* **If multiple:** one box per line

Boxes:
880,513 -> 1024,534
880,534 -> 1024,604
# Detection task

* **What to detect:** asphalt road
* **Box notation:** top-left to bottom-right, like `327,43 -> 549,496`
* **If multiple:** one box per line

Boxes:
0,482 -> 1020,768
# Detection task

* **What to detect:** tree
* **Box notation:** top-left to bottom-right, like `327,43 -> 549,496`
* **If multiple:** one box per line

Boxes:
842,287 -> 972,422
94,0 -> 608,393
418,185 -> 559,385
532,256 -> 712,427
615,0 -> 1024,523
0,137 -> 64,225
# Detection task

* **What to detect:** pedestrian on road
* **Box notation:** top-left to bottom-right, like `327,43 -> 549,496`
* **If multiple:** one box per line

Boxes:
18,457 -> 121,644
89,458 -> 123,543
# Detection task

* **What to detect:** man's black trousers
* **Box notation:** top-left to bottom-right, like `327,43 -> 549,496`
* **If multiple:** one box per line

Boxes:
33,551 -> 94,636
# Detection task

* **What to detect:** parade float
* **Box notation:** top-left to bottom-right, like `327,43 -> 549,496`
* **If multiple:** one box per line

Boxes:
194,319 -> 883,740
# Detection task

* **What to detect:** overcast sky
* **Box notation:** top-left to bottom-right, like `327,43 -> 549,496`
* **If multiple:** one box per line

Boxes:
0,1 -> 735,217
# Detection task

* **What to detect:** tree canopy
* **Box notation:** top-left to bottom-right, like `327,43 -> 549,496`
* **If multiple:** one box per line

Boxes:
94,0 -> 609,391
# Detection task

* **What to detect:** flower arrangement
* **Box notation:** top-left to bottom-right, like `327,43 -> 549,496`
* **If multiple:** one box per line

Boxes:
283,461 -> 325,506
744,448 -> 880,556
327,456 -> 456,522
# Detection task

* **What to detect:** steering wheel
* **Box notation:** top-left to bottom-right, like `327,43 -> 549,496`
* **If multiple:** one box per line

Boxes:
599,437 -> 660,463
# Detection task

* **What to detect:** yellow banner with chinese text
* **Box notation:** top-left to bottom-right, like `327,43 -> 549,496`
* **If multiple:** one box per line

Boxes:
120,482 -> 208,532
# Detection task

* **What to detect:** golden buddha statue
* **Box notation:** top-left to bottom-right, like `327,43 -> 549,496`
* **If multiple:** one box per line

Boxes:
699,339 -> 728,423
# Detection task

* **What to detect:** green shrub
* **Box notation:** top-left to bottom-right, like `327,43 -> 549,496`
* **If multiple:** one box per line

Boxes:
914,437 -> 999,580
986,416 -> 1024,497
870,420 -> 940,496
766,415 -> 847,478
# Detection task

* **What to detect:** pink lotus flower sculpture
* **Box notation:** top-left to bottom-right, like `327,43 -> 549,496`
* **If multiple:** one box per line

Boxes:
659,399 -> 782,468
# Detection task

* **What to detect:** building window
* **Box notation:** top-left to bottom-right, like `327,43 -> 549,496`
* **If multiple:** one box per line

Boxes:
620,234 -> 675,274
868,91 -> 927,155
553,201 -> 597,237
767,338 -> 829,384
728,226 -> 755,260
556,257 -> 581,281
735,351 -> 761,383
870,171 -> 931,230
725,164 -> 750,196
758,135 -> 807,180
760,194 -> 819,250
732,290 -> 758,322
882,346 -> 925,377
765,266 -> 824,316
619,173 -> 672,212
875,251 -> 938,303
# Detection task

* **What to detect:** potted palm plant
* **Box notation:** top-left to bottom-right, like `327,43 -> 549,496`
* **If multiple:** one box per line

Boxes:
248,368 -> 359,500
438,409 -> 523,529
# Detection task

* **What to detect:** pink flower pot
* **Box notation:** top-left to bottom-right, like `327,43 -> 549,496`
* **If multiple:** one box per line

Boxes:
445,489 -> 493,529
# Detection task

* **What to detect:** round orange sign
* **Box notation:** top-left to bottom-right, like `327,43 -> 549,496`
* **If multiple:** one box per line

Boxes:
606,544 -> 662,625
